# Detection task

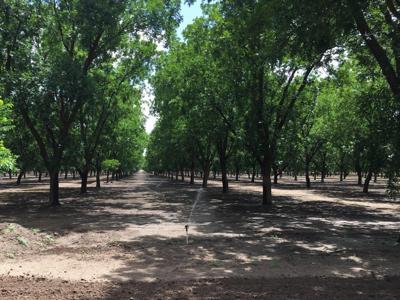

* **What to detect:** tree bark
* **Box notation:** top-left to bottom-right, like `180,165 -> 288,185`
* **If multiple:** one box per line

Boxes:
261,159 -> 272,206
80,169 -> 89,194
96,169 -> 101,188
202,163 -> 210,188
320,155 -> 326,183
251,166 -> 256,183
273,167 -> 278,184
363,170 -> 373,193
16,171 -> 24,185
357,170 -> 362,185
190,163 -> 195,185
221,158 -> 229,193
305,161 -> 311,188
49,171 -> 60,206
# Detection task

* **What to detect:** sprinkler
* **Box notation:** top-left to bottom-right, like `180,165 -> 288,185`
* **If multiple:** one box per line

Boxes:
185,224 -> 189,244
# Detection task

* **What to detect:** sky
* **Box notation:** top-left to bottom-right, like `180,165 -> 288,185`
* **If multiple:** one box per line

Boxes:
143,1 -> 203,134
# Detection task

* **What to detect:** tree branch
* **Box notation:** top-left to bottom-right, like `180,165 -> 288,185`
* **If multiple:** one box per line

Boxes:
353,5 -> 400,97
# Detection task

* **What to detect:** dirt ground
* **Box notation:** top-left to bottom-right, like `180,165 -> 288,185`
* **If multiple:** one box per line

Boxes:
0,171 -> 399,299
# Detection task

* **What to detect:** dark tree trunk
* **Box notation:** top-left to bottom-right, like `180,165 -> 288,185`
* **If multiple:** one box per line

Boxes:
357,170 -> 363,185
95,156 -> 101,189
363,171 -> 373,193
273,168 -> 278,184
261,159 -> 272,206
8,170 -> 12,179
235,166 -> 239,181
64,170 -> 68,179
190,163 -> 195,185
251,166 -> 256,183
96,169 -> 101,188
217,140 -> 229,193
80,169 -> 89,194
180,168 -> 184,181
16,171 -> 24,185
202,163 -> 210,188
305,161 -> 311,188
106,171 -> 110,183
49,171 -> 60,206
38,171 -> 42,182
320,152 -> 327,183
221,159 -> 228,193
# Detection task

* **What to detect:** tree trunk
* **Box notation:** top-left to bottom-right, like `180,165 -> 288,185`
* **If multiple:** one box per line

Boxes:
235,166 -> 239,181
363,171 -> 373,193
261,160 -> 272,206
321,154 -> 326,183
180,168 -> 184,181
221,158 -> 228,193
49,171 -> 60,206
202,162 -> 210,188
106,171 -> 110,183
96,169 -> 101,188
64,170 -> 68,179
305,161 -> 311,188
251,166 -> 256,183
273,168 -> 278,184
357,170 -> 363,185
16,171 -> 24,185
190,164 -> 194,185
38,171 -> 42,182
80,169 -> 89,194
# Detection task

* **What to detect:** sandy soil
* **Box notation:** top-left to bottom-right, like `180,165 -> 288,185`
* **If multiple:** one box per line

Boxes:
0,171 -> 399,299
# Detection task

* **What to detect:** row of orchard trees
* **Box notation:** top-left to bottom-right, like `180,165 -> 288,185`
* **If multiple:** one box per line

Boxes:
146,0 -> 400,204
0,0 -> 182,205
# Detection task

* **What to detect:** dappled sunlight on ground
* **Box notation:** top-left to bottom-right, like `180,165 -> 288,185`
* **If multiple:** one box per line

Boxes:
0,172 -> 399,286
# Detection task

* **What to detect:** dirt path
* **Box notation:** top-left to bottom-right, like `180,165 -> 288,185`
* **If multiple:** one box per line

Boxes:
0,171 -> 399,298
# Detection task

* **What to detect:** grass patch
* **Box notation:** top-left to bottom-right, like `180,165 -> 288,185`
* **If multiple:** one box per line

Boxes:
2,224 -> 16,234
16,236 -> 29,247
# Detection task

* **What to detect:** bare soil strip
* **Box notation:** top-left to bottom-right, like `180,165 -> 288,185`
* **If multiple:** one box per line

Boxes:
0,172 -> 399,298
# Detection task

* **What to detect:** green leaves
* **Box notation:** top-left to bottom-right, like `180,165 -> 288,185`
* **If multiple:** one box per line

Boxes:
101,159 -> 121,172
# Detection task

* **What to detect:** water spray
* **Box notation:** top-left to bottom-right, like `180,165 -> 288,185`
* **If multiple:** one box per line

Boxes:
185,188 -> 203,245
